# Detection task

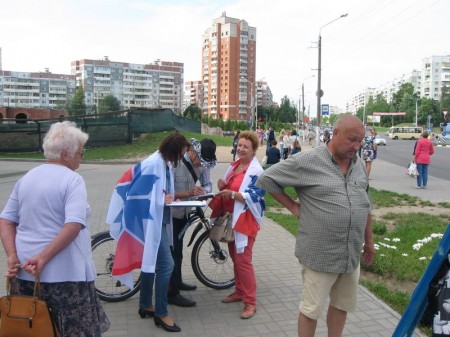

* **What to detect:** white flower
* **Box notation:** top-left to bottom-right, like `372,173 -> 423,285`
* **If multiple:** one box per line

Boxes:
402,253 -> 408,257
384,238 -> 391,241
419,257 -> 427,260
392,238 -> 401,242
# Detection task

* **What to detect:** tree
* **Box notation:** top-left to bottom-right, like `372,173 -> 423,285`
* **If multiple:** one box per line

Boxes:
68,87 -> 86,116
183,105 -> 201,121
98,95 -> 121,113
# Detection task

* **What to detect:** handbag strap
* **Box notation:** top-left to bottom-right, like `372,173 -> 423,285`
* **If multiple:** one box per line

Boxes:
182,156 -> 198,183
5,271 -> 41,300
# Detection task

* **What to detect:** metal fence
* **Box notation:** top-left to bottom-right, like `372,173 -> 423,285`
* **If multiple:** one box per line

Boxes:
0,108 -> 201,152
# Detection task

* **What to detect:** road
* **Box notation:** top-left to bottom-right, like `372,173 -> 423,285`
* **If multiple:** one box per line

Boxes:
376,136 -> 450,181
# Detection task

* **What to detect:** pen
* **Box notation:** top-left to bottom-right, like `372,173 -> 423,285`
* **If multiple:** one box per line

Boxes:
163,189 -> 168,195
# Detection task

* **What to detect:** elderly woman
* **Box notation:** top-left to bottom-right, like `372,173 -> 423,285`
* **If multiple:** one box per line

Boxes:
209,131 -> 265,319
106,132 -> 191,333
0,121 -> 110,337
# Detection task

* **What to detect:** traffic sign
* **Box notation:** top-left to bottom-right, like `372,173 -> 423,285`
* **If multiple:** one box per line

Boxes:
321,104 -> 329,116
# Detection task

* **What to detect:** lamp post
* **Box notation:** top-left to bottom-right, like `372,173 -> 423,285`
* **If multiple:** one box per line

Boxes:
241,76 -> 256,130
316,13 -> 348,129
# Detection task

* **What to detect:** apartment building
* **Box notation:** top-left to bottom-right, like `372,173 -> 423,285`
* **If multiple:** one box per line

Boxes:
347,55 -> 450,113
256,80 -> 273,107
202,12 -> 256,121
421,55 -> 450,100
0,69 -> 76,109
183,80 -> 203,111
71,57 -> 184,114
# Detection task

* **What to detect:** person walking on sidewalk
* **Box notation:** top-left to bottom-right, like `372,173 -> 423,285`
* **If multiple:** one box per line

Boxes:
414,131 -> 434,189
209,131 -> 265,320
256,115 -> 375,337
168,138 -> 217,307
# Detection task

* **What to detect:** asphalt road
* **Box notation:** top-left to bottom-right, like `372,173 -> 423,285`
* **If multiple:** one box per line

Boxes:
376,136 -> 450,181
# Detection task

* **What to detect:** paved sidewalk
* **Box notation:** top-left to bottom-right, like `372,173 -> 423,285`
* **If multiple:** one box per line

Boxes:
0,155 -> 434,336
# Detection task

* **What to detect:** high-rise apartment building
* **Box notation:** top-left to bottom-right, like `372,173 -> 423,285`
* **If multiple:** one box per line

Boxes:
256,80 -> 273,107
0,69 -> 76,109
421,55 -> 450,100
183,80 -> 203,111
202,12 -> 256,121
71,57 -> 184,114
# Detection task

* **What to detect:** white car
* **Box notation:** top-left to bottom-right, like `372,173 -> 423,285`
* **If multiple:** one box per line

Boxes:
374,136 -> 386,146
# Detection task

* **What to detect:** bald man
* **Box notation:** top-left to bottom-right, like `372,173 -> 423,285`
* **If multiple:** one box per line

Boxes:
256,115 -> 375,337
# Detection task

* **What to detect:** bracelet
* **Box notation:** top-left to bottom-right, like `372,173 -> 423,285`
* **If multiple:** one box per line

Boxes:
231,191 -> 236,199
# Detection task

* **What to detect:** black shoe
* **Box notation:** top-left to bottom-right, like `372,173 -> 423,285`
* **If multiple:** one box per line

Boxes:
178,282 -> 197,291
154,316 -> 181,333
168,294 -> 196,307
138,307 -> 155,318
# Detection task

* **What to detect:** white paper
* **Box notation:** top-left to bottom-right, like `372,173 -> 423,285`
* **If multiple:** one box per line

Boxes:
167,200 -> 207,207
190,192 -> 217,200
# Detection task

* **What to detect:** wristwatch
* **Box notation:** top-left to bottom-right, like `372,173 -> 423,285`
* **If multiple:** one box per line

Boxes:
231,191 -> 236,199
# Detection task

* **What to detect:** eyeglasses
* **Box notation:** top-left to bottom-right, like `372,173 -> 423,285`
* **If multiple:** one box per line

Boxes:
77,149 -> 85,158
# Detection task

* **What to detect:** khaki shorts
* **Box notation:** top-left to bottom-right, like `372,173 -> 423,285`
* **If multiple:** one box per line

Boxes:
299,264 -> 360,320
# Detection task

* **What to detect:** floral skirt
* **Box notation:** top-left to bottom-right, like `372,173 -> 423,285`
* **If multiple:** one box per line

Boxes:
13,279 -> 110,337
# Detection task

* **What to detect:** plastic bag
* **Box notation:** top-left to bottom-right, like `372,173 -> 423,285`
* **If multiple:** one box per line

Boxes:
406,162 -> 419,177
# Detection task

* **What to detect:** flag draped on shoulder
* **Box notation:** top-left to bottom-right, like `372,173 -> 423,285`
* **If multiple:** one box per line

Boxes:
209,156 -> 265,253
106,151 -> 171,288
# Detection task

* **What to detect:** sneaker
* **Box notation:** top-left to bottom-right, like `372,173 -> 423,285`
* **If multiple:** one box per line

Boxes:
221,293 -> 242,303
415,186 -> 422,189
422,186 -> 427,189
240,304 -> 256,319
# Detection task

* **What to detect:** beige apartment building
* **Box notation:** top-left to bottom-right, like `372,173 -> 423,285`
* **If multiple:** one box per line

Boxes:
71,57 -> 184,114
202,13 -> 256,122
0,69 -> 76,110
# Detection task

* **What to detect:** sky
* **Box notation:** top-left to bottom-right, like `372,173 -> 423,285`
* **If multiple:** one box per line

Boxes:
1,0 -> 449,116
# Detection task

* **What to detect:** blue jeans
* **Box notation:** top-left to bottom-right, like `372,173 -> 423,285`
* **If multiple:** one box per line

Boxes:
416,163 -> 429,187
139,223 -> 174,317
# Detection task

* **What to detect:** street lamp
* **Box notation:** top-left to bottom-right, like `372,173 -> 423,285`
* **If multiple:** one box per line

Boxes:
241,76 -> 256,130
316,13 -> 348,128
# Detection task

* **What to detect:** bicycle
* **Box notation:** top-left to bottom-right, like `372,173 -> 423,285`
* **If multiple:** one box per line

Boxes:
91,206 -> 235,302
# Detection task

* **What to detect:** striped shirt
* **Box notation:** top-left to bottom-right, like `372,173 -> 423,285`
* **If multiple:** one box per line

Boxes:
256,145 -> 372,273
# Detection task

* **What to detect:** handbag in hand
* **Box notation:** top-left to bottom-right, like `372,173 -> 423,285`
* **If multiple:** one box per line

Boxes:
0,273 -> 59,337
209,212 -> 235,243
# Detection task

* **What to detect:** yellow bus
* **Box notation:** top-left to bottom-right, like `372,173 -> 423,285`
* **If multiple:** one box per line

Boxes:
387,126 -> 423,140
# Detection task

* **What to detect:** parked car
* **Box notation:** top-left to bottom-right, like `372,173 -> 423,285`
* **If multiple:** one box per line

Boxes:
374,135 -> 386,146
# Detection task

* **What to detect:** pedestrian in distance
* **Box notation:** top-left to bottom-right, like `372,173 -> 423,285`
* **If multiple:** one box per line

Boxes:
209,131 -> 265,319
289,139 -> 302,156
256,115 -> 375,337
278,129 -> 286,159
414,131 -> 434,189
168,138 -> 217,307
361,129 -> 377,178
266,126 -> 276,153
0,121 -> 110,337
232,130 -> 240,161
106,132 -> 191,333
264,139 -> 281,169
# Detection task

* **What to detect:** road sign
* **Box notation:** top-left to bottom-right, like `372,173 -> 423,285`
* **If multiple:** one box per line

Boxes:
321,104 -> 329,116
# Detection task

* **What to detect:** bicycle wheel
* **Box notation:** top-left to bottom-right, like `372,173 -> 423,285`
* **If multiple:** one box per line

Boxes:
91,231 -> 141,302
191,231 -> 235,290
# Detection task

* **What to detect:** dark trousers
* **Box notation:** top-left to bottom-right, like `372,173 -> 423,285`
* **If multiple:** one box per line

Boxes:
168,217 -> 187,297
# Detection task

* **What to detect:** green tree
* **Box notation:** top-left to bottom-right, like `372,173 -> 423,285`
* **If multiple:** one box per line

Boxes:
68,87 -> 86,116
390,83 -> 415,124
98,95 -> 121,113
183,105 -> 202,121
